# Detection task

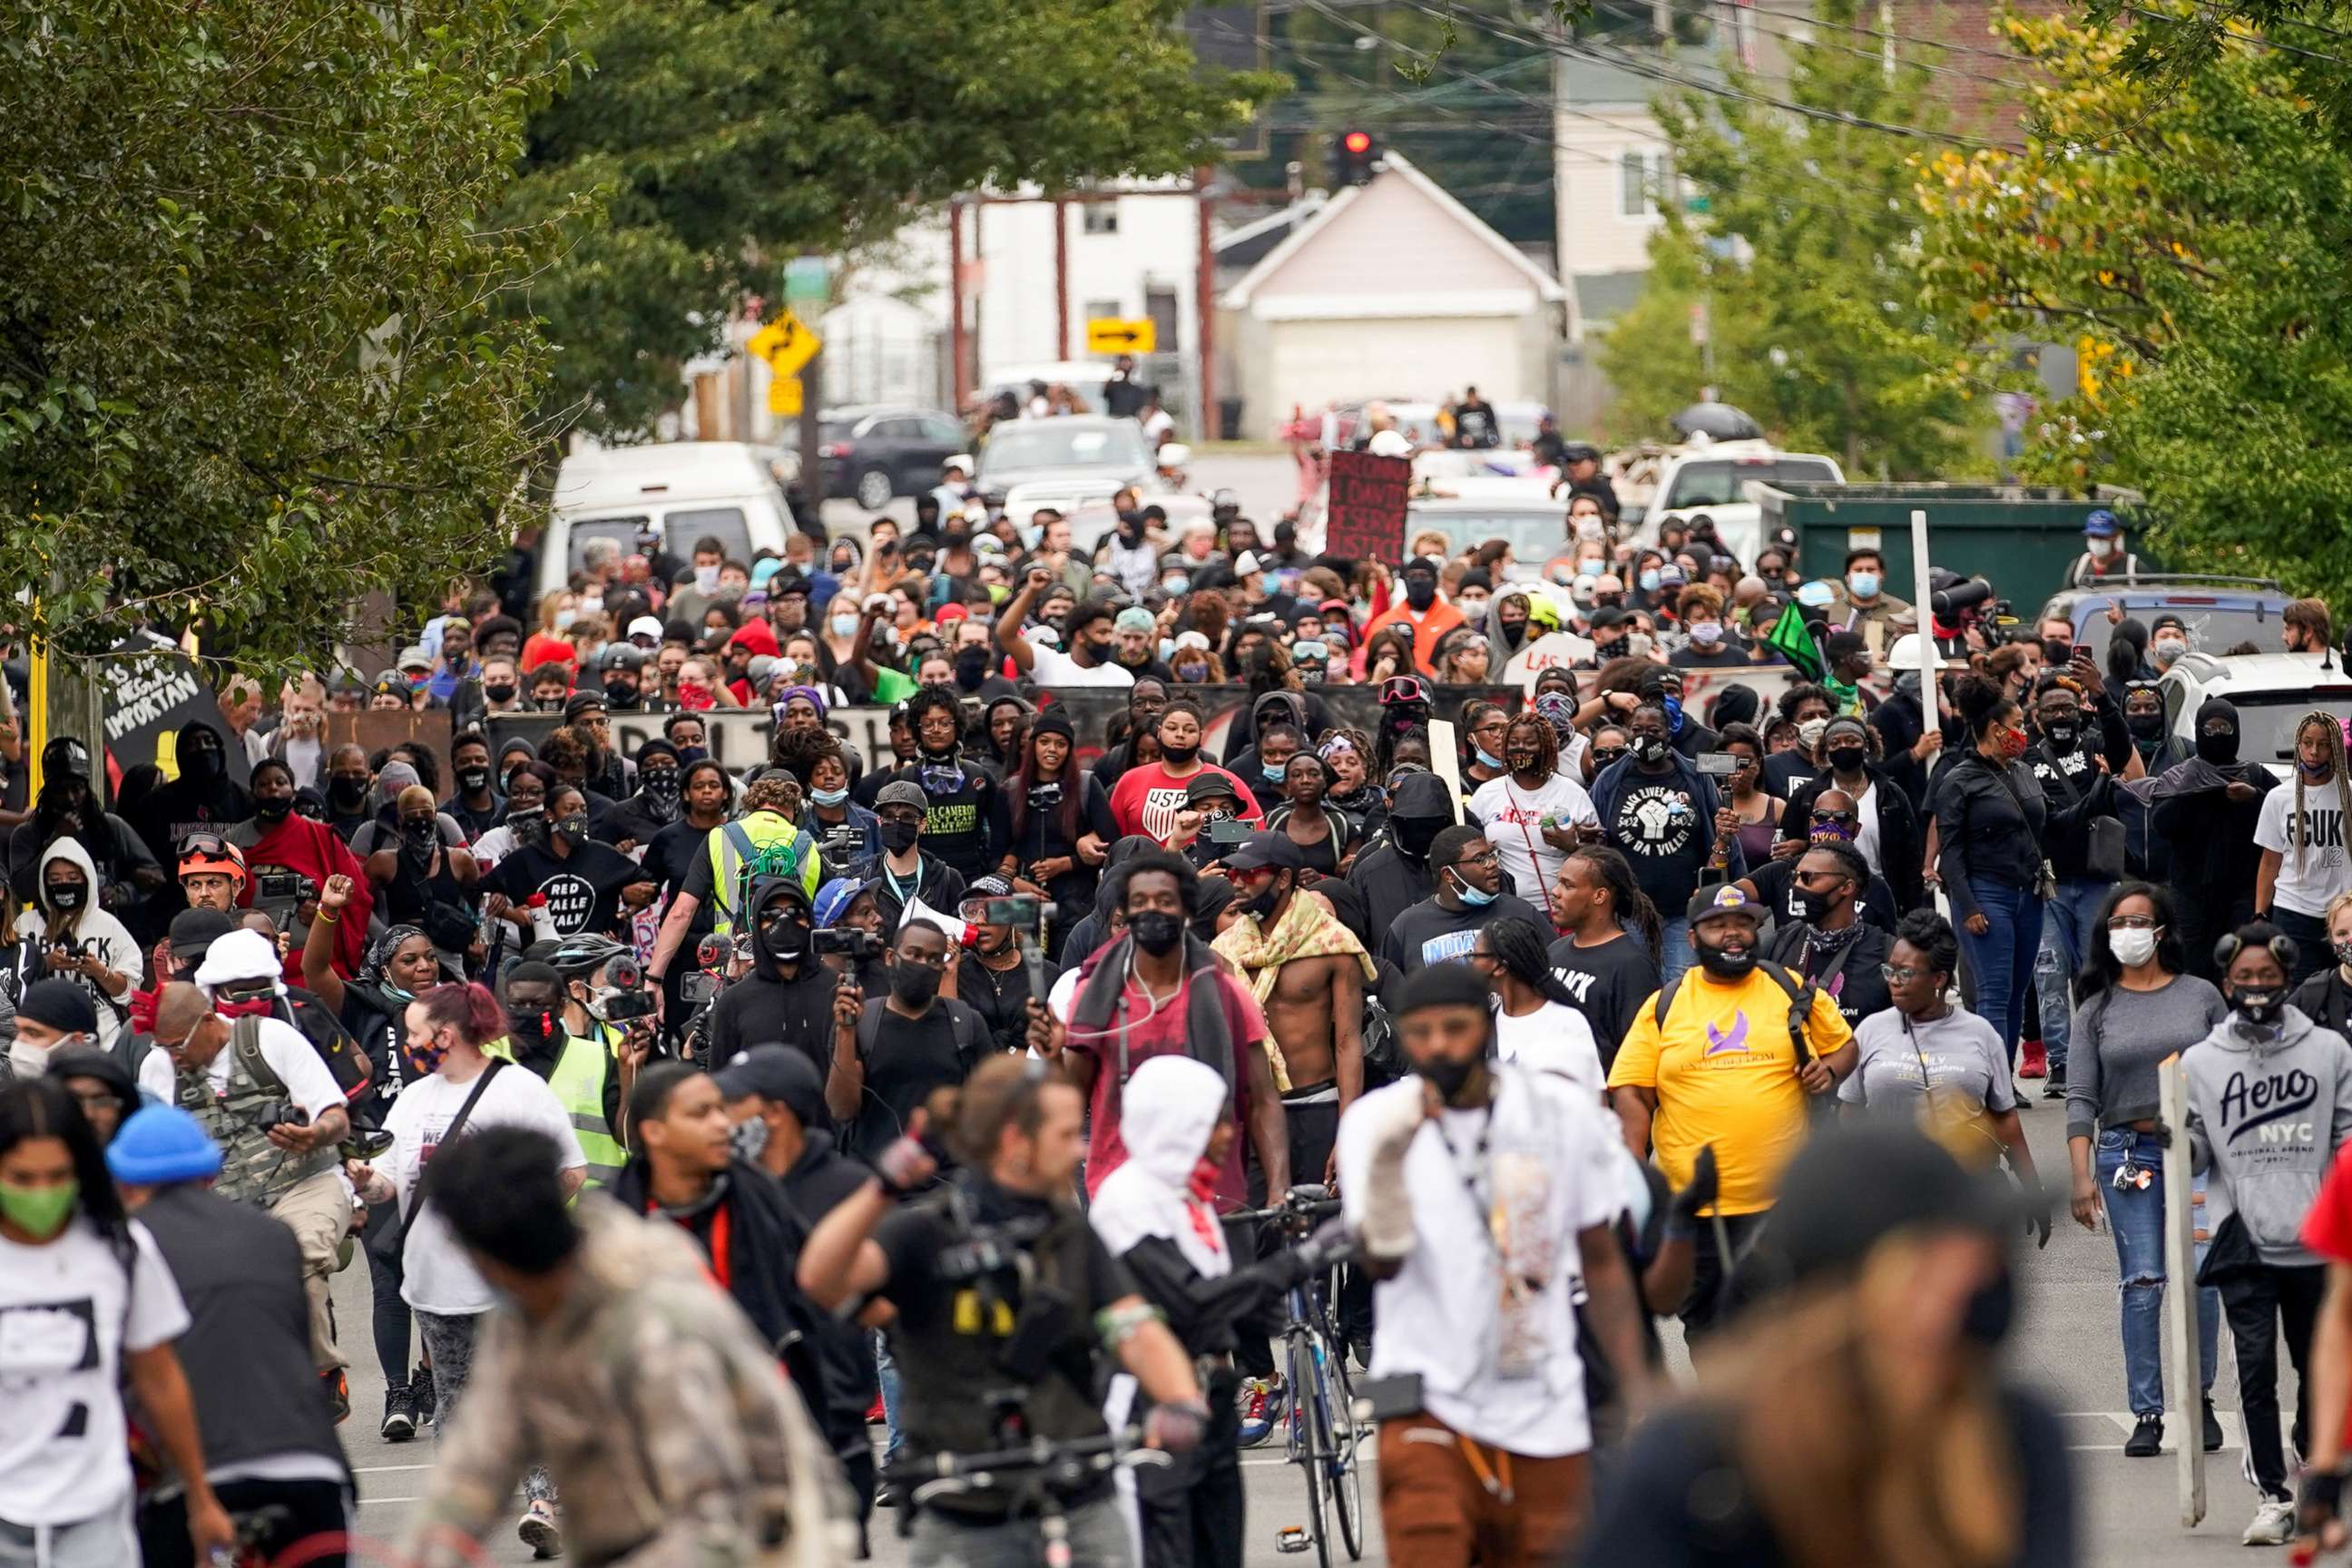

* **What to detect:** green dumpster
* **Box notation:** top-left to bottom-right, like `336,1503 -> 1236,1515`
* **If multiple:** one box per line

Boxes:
1759,483 -> 2149,601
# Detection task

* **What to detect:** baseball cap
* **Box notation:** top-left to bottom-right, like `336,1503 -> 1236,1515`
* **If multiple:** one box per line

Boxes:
1225,832 -> 1306,872
1114,607 -> 1156,635
396,645 -> 432,672
813,877 -> 863,929
1185,772 -> 1240,806
1686,883 -> 1765,925
1588,604 -> 1630,631
712,1045 -> 829,1128
106,1106 -> 224,1186
875,780 -> 927,815
2083,509 -> 2120,538
627,614 -> 665,643
563,691 -> 608,723
168,907 -> 236,968
41,736 -> 92,779
369,670 -> 407,698
1234,551 -> 1265,577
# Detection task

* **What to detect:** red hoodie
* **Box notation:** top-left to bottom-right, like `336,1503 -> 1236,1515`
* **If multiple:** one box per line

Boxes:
725,619 -> 780,705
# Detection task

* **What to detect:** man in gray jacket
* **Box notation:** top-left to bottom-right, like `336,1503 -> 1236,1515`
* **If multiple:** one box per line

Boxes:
2186,922 -> 2352,1545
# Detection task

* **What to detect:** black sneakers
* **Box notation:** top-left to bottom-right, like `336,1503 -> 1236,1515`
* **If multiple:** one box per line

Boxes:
381,1384 -> 417,1443
2203,1396 -> 2226,1453
2124,1414 -> 2163,1457
410,1362 -> 437,1427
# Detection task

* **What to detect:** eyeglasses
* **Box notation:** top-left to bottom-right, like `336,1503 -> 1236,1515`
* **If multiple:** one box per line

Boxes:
2108,916 -> 2161,931
1879,965 -> 1930,985
1452,849 -> 1502,871
1810,810 -> 1858,826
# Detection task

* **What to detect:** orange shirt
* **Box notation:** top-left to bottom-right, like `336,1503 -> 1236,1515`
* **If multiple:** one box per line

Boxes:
1361,600 -> 1466,676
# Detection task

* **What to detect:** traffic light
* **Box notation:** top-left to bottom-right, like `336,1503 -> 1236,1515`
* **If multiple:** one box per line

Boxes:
1334,129 -> 1377,187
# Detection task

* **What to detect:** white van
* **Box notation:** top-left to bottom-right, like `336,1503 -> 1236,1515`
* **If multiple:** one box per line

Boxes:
538,442 -> 796,598
1642,440 -> 1844,564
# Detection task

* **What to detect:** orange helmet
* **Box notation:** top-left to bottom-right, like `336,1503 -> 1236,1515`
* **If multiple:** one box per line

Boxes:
177,833 -> 248,889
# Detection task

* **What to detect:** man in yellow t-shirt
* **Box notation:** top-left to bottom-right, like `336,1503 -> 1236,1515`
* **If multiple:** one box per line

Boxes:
1607,883 -> 1856,1337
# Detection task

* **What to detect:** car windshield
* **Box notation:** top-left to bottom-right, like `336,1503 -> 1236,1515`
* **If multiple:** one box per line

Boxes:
1414,507 -> 1568,563
1663,458 -> 1838,509
2219,690 -> 2352,763
569,506 -> 748,573
2073,598 -> 2282,660
979,422 -> 1151,475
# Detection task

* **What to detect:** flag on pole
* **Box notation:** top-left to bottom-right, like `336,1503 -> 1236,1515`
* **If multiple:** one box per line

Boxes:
1763,603 -> 1825,680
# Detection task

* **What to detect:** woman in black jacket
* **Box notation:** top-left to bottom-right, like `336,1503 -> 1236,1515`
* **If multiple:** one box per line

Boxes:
1932,676 -> 2048,1063
1783,716 -> 1924,916
2021,671 -> 2125,1098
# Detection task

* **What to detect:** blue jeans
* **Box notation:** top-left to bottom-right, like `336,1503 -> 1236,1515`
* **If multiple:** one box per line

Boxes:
876,1329 -> 905,1462
1957,878 -> 2044,1054
1659,916 -> 1693,987
2095,1129 -> 2220,1417
2034,877 -> 2112,1078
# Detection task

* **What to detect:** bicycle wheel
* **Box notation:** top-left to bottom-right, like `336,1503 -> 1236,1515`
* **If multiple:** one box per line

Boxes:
1324,1336 -> 1367,1560
1290,1330 -> 1334,1568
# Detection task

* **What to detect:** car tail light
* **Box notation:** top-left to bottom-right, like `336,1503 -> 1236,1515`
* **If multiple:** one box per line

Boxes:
818,443 -> 849,459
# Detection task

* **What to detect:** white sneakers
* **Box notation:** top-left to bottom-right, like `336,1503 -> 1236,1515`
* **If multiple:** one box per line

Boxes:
2242,1495 -> 2294,1547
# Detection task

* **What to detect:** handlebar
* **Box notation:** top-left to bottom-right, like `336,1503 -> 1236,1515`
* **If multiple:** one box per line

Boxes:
883,1427 -> 1172,1508
1229,1184 -> 1345,1230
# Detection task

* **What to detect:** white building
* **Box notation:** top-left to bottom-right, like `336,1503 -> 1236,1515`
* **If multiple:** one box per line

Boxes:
1551,55 -> 1680,342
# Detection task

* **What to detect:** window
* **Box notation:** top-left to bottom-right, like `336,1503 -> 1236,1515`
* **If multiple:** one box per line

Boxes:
660,506 -> 750,562
1083,201 -> 1119,235
921,416 -> 963,444
1145,287 -> 1179,349
1619,149 -> 1671,218
1084,298 -> 1122,326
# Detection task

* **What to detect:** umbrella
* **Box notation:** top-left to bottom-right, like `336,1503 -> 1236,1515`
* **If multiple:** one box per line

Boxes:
1671,402 -> 1763,441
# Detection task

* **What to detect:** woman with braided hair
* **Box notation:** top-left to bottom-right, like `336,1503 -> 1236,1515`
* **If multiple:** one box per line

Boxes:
2254,711 -> 2352,986
1473,914 -> 1604,1097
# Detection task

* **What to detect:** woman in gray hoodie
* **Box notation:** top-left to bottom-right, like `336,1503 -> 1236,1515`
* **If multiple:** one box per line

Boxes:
2186,921 -> 2352,1545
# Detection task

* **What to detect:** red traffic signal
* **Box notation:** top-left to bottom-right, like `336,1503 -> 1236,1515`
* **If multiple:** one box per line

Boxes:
1343,130 -> 1372,154
1334,129 -> 1377,187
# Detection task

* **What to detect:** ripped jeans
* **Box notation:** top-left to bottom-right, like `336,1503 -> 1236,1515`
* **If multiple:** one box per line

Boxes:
2033,877 -> 2112,1080
2095,1128 -> 2220,1418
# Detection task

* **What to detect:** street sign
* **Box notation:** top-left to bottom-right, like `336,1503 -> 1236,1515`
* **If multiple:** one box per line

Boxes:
767,375 -> 804,416
1085,317 -> 1156,355
747,309 -> 820,378
784,257 -> 831,304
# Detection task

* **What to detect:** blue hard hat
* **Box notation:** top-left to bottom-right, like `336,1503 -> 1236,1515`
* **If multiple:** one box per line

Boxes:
106,1105 -> 223,1186
2083,509 -> 2120,537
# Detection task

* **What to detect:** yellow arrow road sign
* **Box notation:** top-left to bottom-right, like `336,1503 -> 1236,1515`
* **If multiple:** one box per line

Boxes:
748,309 -> 820,377
1085,318 -> 1155,355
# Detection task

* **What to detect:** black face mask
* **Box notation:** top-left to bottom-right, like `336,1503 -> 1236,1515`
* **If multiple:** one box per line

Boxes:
1794,886 -> 1838,925
1392,817 -> 1444,863
2232,985 -> 2287,1026
880,819 -> 921,854
402,818 -> 438,852
1404,579 -> 1436,612
253,795 -> 292,822
1695,937 -> 1758,980
603,678 -> 639,708
506,1007 -> 564,1053
1129,909 -> 1184,956
45,882 -> 84,911
510,808 -> 548,848
483,682 -> 519,703
2041,720 -> 2080,753
1826,745 -> 1867,776
1160,741 -> 1200,768
2197,726 -> 2240,765
956,649 -> 990,687
183,746 -> 223,782
762,916 -> 810,963
2041,639 -> 2073,667
553,814 -> 588,848
1632,734 -> 1668,765
1244,875 -> 1288,921
328,777 -> 368,809
457,767 -> 491,795
2126,710 -> 2164,740
1415,1051 -> 1482,1105
890,961 -> 942,1008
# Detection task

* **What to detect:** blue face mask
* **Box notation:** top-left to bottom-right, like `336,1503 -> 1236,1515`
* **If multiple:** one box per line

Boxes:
1263,760 -> 1289,782
1475,746 -> 1505,770
1664,695 -> 1685,733
1579,558 -> 1604,578
1847,571 -> 1881,599
1448,867 -> 1497,907
811,786 -> 849,807
1638,568 -> 1662,593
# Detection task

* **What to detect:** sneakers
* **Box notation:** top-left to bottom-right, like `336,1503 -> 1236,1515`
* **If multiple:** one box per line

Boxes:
2244,1495 -> 2296,1546
517,1499 -> 562,1560
2204,1396 -> 2226,1453
1236,1376 -> 1288,1447
380,1384 -> 416,1444
866,1391 -> 886,1425
2124,1413 -> 2164,1457
322,1369 -> 349,1425
2018,1039 -> 2048,1079
2043,1075 -> 2069,1102
410,1362 -> 436,1428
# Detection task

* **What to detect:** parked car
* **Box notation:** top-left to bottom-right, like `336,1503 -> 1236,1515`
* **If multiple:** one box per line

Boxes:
2158,650 -> 2352,779
1405,496 -> 1571,580
816,404 -> 965,509
540,443 -> 793,598
2038,576 -> 2291,664
1643,441 -> 1844,564
975,415 -> 1161,523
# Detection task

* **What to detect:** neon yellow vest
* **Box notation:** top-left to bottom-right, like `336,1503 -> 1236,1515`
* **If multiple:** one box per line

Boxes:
546,1025 -> 626,1191
705,812 -> 823,936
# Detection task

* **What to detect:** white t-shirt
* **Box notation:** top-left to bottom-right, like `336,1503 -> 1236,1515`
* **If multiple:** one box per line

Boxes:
1469,771 -> 1599,903
1493,1002 -> 1603,1100
2256,783 -> 2352,917
14,910 -> 140,1054
0,1217 -> 189,1524
203,1015 -> 348,1126
1027,645 -> 1135,689
382,1063 -> 586,1315
1337,1067 -> 1623,1456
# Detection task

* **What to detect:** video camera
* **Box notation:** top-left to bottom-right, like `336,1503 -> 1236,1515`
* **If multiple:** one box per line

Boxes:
814,928 -> 886,963
1928,574 -> 2019,642
593,952 -> 658,1022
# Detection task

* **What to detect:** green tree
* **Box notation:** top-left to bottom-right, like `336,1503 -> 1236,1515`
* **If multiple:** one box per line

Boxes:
1915,6 -> 2352,600
1602,0 -> 1988,475
1,0 -> 572,665
514,0 -> 1285,438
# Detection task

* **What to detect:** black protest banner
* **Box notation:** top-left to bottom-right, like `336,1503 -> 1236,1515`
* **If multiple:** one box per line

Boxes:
1323,450 -> 1412,563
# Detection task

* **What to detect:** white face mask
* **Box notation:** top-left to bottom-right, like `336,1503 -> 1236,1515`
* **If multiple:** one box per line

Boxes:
2109,926 -> 2161,967
2086,537 -> 2114,559
8,1038 -> 52,1078
694,564 -> 722,593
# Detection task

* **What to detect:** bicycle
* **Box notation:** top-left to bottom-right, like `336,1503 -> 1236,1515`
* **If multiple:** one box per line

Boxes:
883,1426 -> 1171,1568
1233,1183 -> 1366,1568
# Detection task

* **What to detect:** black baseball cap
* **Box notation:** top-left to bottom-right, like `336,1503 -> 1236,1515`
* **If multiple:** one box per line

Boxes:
711,1045 -> 828,1130
41,736 -> 92,779
1225,832 -> 1306,872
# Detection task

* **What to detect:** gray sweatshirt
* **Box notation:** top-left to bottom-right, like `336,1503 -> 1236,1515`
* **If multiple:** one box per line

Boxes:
2184,1005 -> 2352,1267
2064,975 -> 2229,1141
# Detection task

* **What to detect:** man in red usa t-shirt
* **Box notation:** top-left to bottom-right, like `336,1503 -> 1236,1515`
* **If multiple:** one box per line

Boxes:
1107,699 -> 1261,843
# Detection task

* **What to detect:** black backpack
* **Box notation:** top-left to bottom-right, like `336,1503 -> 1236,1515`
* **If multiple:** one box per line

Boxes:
1651,958 -> 1823,1071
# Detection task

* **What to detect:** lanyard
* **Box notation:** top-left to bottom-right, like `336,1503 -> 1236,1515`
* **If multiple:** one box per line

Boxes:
1426,1099 -> 1503,1255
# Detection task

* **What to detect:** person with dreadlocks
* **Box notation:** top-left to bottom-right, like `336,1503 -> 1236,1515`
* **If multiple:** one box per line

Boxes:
2255,712 -> 2352,986
1470,711 -> 1601,906
1473,914 -> 1604,1099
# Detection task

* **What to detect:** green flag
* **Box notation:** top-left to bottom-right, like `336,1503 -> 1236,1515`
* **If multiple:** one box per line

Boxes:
1762,603 -> 1824,680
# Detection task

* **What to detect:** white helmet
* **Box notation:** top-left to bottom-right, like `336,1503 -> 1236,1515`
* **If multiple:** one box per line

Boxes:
1157,442 -> 1191,469
1367,430 -> 1412,459
192,927 -> 285,995
1886,632 -> 1927,671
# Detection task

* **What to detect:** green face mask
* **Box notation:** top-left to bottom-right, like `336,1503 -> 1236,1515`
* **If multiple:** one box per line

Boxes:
0,1178 -> 78,1240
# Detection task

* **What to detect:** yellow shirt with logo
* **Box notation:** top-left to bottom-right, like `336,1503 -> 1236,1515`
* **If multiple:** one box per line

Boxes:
1607,965 -> 1854,1215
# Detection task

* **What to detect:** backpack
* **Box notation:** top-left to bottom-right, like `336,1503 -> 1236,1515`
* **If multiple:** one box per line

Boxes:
723,818 -> 810,927
276,991 -> 374,1105
1651,958 -> 1823,1070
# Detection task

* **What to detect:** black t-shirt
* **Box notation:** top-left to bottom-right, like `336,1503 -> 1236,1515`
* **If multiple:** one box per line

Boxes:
1747,857 -> 1899,935
1770,922 -> 1895,1031
1378,892 -> 1545,976
847,998 -> 986,1159
486,841 -> 641,937
889,760 -> 999,884
1759,751 -> 1818,802
991,775 -> 1117,911
956,953 -> 1061,1058
1606,772 -> 1713,916
338,984 -> 407,1122
1548,931 -> 1662,1066
1668,641 -> 1754,670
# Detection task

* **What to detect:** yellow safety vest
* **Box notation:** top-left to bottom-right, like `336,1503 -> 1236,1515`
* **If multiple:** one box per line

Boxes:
706,812 -> 823,936
546,1025 -> 626,1191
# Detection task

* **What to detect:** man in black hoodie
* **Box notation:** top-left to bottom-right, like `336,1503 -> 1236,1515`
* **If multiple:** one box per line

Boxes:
1347,770 -> 1455,938
132,720 -> 252,869
704,876 -> 838,1073
2154,698 -> 2279,979
714,1044 -> 878,1534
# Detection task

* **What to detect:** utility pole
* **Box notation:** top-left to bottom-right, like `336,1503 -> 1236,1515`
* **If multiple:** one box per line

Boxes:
1195,167 -> 1216,441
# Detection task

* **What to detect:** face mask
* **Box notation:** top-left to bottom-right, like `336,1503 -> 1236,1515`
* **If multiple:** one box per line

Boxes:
1847,571 -> 1881,599
403,818 -> 438,850
329,776 -> 368,809
1446,866 -> 1496,907
1797,718 -> 1829,751
676,744 -> 708,765
1161,741 -> 1200,768
603,677 -> 636,705
830,613 -> 859,639
1403,579 -> 1436,611
484,682 -> 518,703
44,883 -> 83,911
880,818 -> 921,854
554,608 -> 579,632
763,917 -> 810,962
1578,558 -> 1604,579
9,1039 -> 52,1078
730,1116 -> 771,1164
2125,710 -> 2163,740
1695,937 -> 1758,980
811,786 -> 849,808
1959,1267 -> 2014,1348
1794,886 -> 1838,925
1638,568 -> 1662,593
1243,876 -> 1287,921
695,564 -> 722,594
184,746 -> 224,782
554,814 -> 588,848
2304,756 -> 2337,779
2232,985 -> 2286,1026
1475,747 -> 1505,771
1457,597 -> 1488,624
2109,926 -> 2160,967
642,769 -> 681,808
2151,637 -> 2188,661
2197,725 -> 2239,765
250,792 -> 291,823
890,961 -> 942,1008
2086,537 -> 2113,559
1631,734 -> 1667,764
2337,939 -> 2352,969
510,808 -> 548,848
2041,720 -> 2080,752
1995,725 -> 2030,760
1687,620 -> 1722,644
457,767 -> 491,794
1129,909 -> 1184,956
1415,1051 -> 1482,1105
507,1007 -> 564,1054
0,1179 -> 77,1241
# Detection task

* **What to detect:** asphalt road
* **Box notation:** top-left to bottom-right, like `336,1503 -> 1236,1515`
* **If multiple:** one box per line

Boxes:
328,1092 -> 2304,1566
